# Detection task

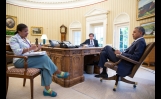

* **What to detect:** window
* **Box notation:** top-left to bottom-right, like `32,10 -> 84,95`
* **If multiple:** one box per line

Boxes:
119,27 -> 128,52
73,30 -> 81,45
113,13 -> 130,52
94,26 -> 103,47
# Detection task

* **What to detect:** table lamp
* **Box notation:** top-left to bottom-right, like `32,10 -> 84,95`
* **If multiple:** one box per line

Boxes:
41,34 -> 48,45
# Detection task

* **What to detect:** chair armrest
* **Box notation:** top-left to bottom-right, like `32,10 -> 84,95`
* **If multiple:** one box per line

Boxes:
6,54 -> 28,60
6,54 -> 28,75
116,54 -> 139,65
6,51 -> 14,55
104,59 -> 121,68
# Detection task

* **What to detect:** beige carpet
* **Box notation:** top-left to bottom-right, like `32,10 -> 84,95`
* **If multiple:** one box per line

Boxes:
6,66 -> 155,99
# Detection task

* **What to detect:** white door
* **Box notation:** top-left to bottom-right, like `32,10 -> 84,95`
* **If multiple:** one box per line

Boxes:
113,23 -> 129,52
93,25 -> 103,47
72,30 -> 81,45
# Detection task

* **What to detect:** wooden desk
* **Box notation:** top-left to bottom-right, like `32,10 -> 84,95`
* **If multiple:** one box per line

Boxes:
41,47 -> 103,87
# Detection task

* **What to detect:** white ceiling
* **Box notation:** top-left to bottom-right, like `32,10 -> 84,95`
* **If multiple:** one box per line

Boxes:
23,0 -> 79,3
6,0 -> 107,9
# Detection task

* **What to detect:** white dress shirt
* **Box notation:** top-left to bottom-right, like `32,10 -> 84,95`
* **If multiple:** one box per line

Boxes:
134,37 -> 144,42
90,39 -> 95,46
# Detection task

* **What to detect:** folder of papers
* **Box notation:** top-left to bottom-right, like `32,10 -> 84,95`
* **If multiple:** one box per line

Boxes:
22,51 -> 46,56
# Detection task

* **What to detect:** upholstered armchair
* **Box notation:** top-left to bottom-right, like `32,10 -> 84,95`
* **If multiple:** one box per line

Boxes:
6,44 -> 41,99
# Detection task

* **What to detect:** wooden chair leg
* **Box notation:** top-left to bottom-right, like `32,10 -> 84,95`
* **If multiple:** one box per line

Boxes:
100,75 -> 116,82
121,77 -> 138,88
113,74 -> 119,91
30,79 -> 34,99
23,78 -> 26,87
6,76 -> 9,97
121,77 -> 135,84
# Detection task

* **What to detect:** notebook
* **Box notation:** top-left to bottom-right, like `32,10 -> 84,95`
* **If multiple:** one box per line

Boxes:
22,51 -> 46,56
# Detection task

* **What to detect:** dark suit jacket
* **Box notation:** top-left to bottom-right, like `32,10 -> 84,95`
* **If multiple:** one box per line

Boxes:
80,39 -> 99,47
117,38 -> 146,77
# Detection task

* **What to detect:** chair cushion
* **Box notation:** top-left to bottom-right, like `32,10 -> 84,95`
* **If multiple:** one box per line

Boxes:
7,67 -> 40,76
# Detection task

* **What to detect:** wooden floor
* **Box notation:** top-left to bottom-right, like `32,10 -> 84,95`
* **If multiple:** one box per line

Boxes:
6,66 -> 155,99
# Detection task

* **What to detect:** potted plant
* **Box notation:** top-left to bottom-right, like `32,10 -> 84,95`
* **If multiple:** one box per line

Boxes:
6,30 -> 15,36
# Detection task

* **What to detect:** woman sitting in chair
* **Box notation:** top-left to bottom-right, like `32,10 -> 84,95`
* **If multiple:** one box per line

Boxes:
9,23 -> 69,97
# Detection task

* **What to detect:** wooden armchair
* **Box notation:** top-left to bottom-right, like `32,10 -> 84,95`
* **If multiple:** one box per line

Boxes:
6,44 -> 41,99
6,44 -> 14,63
100,42 -> 155,91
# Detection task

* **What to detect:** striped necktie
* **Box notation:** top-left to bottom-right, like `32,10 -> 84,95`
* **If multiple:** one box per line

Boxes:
90,40 -> 93,45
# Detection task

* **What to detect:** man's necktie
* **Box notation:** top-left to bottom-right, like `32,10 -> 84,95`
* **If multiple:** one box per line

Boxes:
90,40 -> 93,45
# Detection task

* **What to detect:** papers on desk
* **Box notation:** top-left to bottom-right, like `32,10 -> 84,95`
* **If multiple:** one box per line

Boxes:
112,47 -> 118,51
22,51 -> 46,56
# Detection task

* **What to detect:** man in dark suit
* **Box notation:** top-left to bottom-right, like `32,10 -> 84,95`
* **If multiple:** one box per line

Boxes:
80,33 -> 99,47
95,26 -> 146,78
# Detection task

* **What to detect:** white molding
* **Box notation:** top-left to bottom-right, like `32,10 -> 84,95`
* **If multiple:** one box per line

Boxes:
113,13 -> 130,49
24,0 -> 79,3
69,21 -> 82,44
6,0 -> 106,10
86,14 -> 107,22
85,7 -> 109,17
85,7 -> 108,47
69,21 -> 81,28
114,12 -> 130,24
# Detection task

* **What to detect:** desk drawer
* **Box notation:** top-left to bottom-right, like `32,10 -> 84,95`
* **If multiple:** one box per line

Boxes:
90,50 -> 95,54
83,49 -> 102,55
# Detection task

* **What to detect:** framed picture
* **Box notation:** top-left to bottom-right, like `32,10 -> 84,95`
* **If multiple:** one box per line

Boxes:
141,21 -> 155,38
6,15 -> 17,31
136,0 -> 155,20
31,26 -> 43,36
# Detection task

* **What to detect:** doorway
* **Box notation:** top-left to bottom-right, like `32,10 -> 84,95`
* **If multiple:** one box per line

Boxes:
113,23 -> 129,52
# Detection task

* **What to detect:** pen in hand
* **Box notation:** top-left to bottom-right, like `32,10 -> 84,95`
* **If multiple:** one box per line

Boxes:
29,44 -> 38,52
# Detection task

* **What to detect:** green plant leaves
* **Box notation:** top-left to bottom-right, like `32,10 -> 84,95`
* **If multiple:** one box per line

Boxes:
6,30 -> 15,35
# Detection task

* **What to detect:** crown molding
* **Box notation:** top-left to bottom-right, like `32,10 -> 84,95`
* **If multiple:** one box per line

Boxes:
24,0 -> 79,3
6,0 -> 107,10
85,7 -> 109,17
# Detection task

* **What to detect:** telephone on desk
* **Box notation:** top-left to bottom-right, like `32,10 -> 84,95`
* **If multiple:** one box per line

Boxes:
49,40 -> 80,48
49,40 -> 60,47
60,41 -> 76,48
